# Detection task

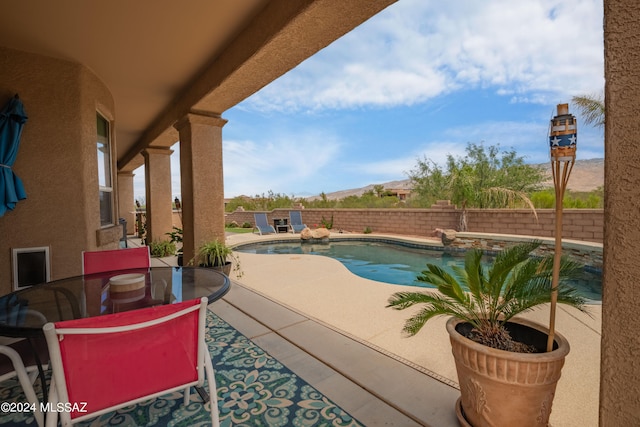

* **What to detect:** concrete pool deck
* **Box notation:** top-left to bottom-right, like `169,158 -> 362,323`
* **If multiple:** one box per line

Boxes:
223,231 -> 602,427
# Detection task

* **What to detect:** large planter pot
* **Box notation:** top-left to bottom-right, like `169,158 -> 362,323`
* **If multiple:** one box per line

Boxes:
213,261 -> 232,276
199,261 -> 232,276
446,317 -> 569,427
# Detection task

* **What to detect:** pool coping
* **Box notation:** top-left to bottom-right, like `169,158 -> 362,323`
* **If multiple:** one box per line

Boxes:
230,231 -> 603,303
230,231 -> 603,274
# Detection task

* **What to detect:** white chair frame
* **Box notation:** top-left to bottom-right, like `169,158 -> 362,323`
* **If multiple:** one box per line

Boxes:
0,344 -> 45,427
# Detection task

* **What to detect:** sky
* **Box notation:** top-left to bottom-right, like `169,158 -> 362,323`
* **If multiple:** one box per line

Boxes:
133,0 -> 604,201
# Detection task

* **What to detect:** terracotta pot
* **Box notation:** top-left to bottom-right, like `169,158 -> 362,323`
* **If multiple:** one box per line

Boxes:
446,317 -> 569,427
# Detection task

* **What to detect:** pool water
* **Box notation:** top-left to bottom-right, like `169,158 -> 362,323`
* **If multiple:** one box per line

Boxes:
236,240 -> 602,302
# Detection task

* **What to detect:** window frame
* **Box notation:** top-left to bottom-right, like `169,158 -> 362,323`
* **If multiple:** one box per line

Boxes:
97,112 -> 115,228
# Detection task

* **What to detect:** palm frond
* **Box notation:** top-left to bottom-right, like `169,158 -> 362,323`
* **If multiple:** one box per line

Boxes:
417,264 -> 469,304
488,241 -> 541,295
386,291 -> 440,310
388,291 -> 481,336
463,249 -> 484,296
572,94 -> 605,129
484,187 -> 539,220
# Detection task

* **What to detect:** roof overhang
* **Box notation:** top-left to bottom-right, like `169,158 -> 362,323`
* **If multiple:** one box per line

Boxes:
0,0 -> 396,172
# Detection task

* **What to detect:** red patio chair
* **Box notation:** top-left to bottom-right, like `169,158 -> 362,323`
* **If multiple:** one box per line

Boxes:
82,246 -> 150,275
42,297 -> 219,427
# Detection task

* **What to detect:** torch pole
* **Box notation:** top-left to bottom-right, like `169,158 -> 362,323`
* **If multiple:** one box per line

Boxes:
547,158 -> 574,352
546,103 -> 577,353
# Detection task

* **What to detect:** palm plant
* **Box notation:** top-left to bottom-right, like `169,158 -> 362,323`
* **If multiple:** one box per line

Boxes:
387,241 -> 588,352
192,240 -> 243,278
572,93 -> 605,129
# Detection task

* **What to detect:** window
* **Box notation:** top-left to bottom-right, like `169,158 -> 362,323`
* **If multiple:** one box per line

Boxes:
97,114 -> 113,226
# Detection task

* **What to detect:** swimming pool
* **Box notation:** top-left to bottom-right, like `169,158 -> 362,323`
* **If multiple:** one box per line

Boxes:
235,239 -> 602,302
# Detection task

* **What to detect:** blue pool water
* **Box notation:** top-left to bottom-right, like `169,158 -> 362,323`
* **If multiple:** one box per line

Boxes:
236,239 -> 602,302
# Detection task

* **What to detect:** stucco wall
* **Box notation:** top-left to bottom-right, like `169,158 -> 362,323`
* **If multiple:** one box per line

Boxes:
0,46 -> 117,295
601,0 -> 640,424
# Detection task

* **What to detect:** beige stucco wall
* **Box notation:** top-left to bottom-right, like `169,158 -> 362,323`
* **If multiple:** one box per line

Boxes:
0,46 -> 118,295
601,0 -> 640,424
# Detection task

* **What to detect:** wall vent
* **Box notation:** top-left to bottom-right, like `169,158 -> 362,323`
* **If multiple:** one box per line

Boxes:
12,247 -> 50,290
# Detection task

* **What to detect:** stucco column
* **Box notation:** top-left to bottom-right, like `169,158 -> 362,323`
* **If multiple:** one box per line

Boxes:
142,147 -> 174,244
601,1 -> 640,424
174,112 -> 227,265
117,171 -> 135,235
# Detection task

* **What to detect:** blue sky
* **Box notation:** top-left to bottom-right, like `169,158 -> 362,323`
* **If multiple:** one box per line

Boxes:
133,0 -> 604,201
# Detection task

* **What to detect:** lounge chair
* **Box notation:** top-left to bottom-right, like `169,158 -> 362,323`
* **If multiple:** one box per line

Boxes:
288,210 -> 307,233
253,213 -> 276,235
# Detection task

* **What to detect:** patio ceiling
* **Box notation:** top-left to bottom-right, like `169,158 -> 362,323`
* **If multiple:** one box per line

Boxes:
0,0 -> 396,172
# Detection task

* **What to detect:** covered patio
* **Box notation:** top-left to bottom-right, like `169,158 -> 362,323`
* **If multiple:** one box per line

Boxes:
0,234 -> 460,426
0,0 -> 639,425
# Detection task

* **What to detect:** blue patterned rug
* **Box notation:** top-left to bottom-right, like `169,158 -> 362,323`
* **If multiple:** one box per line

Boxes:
0,311 -> 362,426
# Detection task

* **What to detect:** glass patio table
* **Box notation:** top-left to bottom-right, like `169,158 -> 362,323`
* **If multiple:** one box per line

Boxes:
0,267 -> 230,405
0,266 -> 231,338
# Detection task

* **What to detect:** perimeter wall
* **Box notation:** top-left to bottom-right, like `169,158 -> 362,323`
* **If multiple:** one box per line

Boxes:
221,201 -> 604,243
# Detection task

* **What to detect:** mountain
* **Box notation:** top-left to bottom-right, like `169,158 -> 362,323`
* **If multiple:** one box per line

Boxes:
305,158 -> 604,201
539,158 -> 603,192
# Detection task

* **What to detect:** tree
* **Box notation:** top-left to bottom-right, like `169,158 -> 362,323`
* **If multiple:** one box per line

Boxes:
571,93 -> 604,129
408,143 -> 544,230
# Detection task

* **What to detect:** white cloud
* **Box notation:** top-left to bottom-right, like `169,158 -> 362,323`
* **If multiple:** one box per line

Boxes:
133,1 -> 604,200
223,132 -> 342,197
244,0 -> 603,112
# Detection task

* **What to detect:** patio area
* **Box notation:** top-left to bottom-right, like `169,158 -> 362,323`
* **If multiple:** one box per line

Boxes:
221,231 -> 602,427
0,232 -> 600,426
0,235 -> 460,427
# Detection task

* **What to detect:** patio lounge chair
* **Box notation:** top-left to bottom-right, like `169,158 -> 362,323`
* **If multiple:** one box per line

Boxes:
253,213 -> 276,235
42,297 -> 220,427
288,210 -> 307,233
82,246 -> 150,275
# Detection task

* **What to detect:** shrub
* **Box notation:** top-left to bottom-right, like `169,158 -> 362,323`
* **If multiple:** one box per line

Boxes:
321,215 -> 334,229
242,222 -> 252,228
149,240 -> 176,257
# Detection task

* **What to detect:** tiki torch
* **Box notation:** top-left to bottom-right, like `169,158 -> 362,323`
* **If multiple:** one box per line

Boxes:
547,103 -> 577,352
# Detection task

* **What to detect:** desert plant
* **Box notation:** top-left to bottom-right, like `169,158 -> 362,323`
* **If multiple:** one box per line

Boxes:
320,215 -> 334,229
363,226 -> 372,234
148,240 -> 177,258
387,240 -> 588,352
192,240 -> 243,277
408,143 -> 543,230
165,226 -> 183,254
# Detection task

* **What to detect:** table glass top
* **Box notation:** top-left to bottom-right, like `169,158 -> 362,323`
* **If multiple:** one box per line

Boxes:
0,267 -> 230,336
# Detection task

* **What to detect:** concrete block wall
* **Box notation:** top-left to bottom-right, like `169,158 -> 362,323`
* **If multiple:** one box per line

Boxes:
466,209 -> 604,242
222,205 -> 604,243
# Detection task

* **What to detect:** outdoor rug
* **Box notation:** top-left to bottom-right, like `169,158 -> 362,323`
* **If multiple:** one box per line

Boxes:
0,310 -> 363,427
